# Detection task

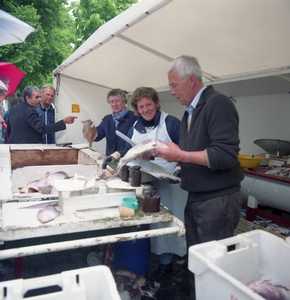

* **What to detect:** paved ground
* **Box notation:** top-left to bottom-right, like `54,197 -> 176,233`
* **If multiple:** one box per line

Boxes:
0,244 -> 190,300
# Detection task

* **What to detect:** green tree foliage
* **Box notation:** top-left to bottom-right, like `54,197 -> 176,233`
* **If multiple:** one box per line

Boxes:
0,0 -> 137,98
72,0 -> 138,50
0,0 -> 75,95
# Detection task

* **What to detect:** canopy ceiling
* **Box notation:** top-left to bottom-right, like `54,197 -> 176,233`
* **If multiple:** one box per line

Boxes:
53,0 -> 290,93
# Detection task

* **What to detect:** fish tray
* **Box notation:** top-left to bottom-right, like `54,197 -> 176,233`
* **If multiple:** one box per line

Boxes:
188,230 -> 290,300
0,265 -> 121,300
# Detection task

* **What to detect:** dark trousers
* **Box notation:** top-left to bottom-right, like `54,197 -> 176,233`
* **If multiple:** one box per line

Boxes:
185,191 -> 242,300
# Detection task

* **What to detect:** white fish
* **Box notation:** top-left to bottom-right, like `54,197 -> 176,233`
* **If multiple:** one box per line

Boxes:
18,171 -> 70,195
82,120 -> 98,149
19,201 -> 58,209
144,170 -> 181,183
247,280 -> 290,300
46,171 -> 70,186
19,173 -> 50,193
105,139 -> 168,180
37,206 -> 60,223
74,211 -> 103,220
116,268 -> 137,280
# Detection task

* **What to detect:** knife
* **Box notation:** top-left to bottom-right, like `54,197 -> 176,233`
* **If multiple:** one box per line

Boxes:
116,130 -> 136,147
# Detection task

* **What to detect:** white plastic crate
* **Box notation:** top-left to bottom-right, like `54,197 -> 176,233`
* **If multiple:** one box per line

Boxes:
0,265 -> 121,300
189,230 -> 290,300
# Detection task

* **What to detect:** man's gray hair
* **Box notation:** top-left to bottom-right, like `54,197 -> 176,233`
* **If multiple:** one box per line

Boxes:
107,88 -> 128,104
167,55 -> 203,82
0,74 -> 10,84
41,85 -> 55,94
23,85 -> 39,101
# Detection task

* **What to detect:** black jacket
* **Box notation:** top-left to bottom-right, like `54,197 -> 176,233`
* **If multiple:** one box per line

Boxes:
7,101 -> 66,144
180,86 -> 244,201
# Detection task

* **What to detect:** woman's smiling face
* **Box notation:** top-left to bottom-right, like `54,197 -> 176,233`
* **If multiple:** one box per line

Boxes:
137,97 -> 158,121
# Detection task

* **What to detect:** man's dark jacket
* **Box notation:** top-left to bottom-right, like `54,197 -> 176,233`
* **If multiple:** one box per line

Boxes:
180,85 -> 244,202
7,101 -> 65,144
94,110 -> 138,156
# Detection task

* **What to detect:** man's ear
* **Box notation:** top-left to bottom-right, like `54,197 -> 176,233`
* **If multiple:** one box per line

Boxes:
189,75 -> 196,87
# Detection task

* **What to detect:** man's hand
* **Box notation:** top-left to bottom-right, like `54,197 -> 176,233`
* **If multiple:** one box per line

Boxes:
156,142 -> 208,166
63,116 -> 77,124
155,142 -> 182,162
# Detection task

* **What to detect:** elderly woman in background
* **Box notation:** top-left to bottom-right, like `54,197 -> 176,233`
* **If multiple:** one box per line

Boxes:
118,87 -> 188,281
92,88 -> 138,169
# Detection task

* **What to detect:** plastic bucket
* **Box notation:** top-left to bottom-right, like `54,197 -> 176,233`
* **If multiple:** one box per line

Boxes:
114,238 -> 150,275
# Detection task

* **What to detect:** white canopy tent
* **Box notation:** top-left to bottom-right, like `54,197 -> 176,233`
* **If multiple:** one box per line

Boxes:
53,0 -> 290,152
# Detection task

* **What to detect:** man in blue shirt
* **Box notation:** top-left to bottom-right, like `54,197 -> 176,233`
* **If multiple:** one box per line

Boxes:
35,85 -> 56,144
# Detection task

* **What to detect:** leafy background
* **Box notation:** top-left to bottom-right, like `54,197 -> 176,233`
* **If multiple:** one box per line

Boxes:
0,0 -> 137,102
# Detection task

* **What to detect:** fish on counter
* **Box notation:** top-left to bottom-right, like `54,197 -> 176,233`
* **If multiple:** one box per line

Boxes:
82,119 -> 98,149
37,205 -> 60,223
19,200 -> 58,209
105,139 -> 168,180
19,201 -> 60,224
46,171 -> 70,185
17,171 -> 70,197
74,211 -> 103,220
19,172 -> 50,193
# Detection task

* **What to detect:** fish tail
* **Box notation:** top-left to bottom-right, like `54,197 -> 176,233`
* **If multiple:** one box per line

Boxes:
104,174 -> 117,180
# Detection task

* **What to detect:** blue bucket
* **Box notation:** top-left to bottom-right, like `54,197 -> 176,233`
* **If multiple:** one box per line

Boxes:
114,238 -> 150,275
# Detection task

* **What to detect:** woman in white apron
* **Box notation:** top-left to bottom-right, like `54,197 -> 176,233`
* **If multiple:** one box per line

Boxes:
118,87 -> 187,281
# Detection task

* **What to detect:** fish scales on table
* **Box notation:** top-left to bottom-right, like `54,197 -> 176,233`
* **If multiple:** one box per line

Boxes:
104,139 -> 168,180
82,120 -> 98,149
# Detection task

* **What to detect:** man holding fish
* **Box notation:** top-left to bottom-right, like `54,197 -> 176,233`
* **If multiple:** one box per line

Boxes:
82,88 -> 138,167
117,86 -> 188,282
155,55 -> 244,300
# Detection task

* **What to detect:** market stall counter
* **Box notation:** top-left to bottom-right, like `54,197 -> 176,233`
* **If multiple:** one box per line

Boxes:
0,144 -> 185,277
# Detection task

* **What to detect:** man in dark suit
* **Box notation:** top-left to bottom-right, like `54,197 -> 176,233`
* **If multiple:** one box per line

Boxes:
7,85 -> 77,144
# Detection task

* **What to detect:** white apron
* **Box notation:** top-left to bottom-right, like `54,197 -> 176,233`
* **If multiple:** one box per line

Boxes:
130,111 -> 187,257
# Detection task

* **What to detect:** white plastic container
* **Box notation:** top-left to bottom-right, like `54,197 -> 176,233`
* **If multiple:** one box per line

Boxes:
0,265 -> 121,300
189,230 -> 290,300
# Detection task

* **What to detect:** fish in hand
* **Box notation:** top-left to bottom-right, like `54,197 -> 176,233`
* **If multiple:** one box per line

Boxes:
104,139 -> 168,180
82,120 -> 98,149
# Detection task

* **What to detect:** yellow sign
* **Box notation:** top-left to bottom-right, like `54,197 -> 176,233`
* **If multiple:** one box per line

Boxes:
72,104 -> 80,113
